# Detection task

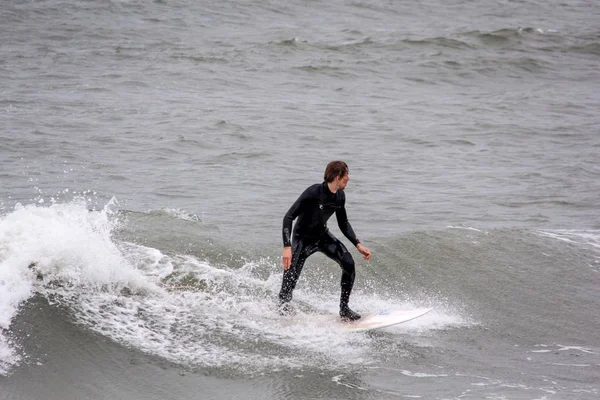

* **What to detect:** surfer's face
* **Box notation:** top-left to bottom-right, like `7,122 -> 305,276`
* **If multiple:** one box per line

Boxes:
337,173 -> 349,190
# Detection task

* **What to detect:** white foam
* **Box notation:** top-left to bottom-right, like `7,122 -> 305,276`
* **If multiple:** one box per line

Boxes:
0,198 -> 151,375
148,208 -> 202,223
0,335 -> 20,376
0,258 -> 30,374
551,363 -> 590,367
331,374 -> 368,390
400,370 -> 448,378
64,254 -> 462,371
536,230 -> 600,251
447,225 -> 484,233
0,199 -> 470,375
556,345 -> 595,354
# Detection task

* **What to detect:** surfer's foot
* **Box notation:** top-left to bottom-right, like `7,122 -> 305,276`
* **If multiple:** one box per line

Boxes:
339,306 -> 361,321
277,301 -> 295,316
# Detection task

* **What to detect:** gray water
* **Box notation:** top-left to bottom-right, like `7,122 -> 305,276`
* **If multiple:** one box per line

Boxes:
1,0 -> 599,399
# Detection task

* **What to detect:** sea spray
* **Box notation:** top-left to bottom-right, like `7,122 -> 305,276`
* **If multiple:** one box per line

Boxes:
0,199 -> 463,375
0,198 -> 150,375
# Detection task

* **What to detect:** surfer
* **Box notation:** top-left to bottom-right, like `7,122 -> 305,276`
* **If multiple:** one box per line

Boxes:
279,161 -> 371,321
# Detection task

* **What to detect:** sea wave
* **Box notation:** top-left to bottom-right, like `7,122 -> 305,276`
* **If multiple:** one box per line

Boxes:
0,200 -> 462,375
0,198 -> 151,375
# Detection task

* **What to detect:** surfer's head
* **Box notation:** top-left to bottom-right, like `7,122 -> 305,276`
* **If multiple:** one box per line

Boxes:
324,161 -> 349,190
324,161 -> 348,183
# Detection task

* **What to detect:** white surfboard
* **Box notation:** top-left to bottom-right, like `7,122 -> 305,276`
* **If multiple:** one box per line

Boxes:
341,307 -> 434,332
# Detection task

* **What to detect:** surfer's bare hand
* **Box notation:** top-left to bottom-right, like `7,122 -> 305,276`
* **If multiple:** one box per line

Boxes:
282,246 -> 292,270
357,243 -> 371,260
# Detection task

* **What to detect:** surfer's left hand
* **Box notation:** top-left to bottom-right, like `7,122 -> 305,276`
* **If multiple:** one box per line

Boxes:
357,243 -> 371,260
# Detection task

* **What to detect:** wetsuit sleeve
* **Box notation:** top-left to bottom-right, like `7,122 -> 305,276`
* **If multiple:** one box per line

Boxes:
282,186 -> 314,247
336,195 -> 360,246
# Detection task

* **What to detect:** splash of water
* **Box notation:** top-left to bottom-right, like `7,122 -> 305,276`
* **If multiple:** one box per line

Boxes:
0,199 -> 466,376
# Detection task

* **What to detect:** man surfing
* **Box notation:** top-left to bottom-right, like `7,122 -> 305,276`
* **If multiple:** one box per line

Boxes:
279,161 -> 371,321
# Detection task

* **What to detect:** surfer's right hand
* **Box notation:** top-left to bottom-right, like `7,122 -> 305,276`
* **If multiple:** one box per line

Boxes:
282,247 -> 292,270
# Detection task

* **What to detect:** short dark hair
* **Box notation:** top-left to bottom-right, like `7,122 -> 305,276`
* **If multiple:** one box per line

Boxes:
324,161 -> 349,182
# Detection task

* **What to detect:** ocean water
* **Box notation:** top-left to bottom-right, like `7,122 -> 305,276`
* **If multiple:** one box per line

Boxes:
1,0 -> 599,399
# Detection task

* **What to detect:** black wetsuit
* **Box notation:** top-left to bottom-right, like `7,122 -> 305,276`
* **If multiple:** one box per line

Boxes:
280,182 -> 360,309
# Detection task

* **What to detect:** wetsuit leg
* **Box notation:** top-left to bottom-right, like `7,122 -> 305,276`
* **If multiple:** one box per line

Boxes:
279,236 -> 319,303
317,232 -> 356,308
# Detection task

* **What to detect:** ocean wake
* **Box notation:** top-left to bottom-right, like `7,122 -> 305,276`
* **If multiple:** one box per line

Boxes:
0,200 -> 464,376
